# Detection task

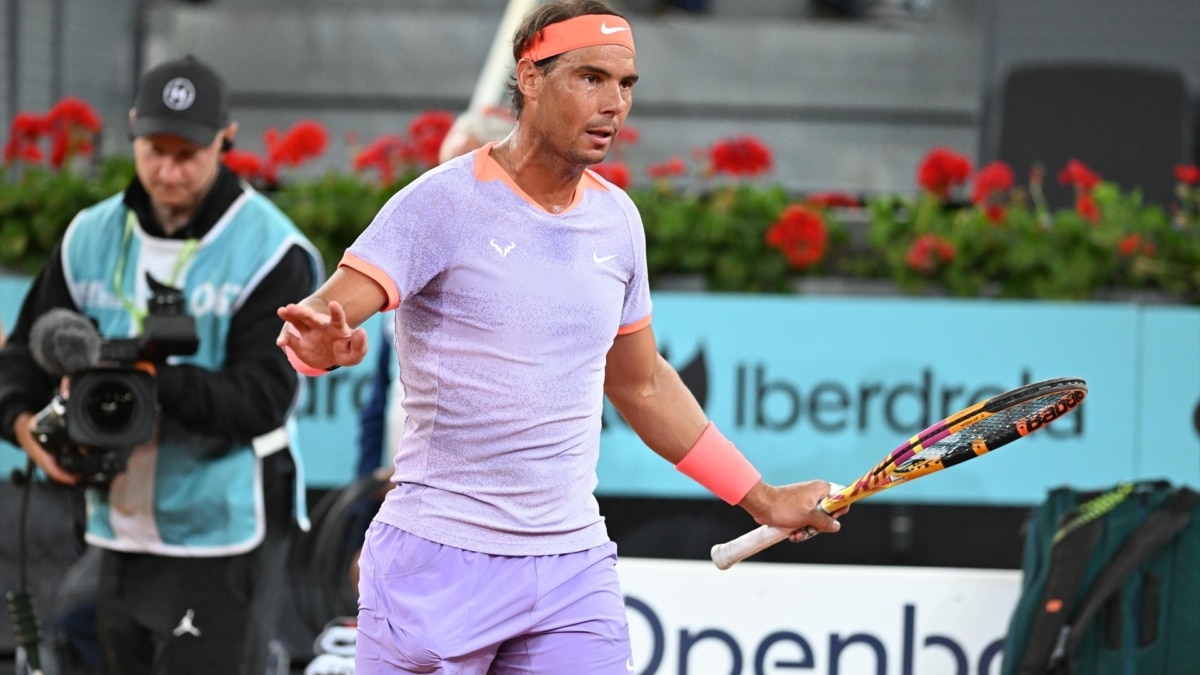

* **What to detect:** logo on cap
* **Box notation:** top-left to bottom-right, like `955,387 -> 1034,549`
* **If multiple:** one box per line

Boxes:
162,78 -> 197,111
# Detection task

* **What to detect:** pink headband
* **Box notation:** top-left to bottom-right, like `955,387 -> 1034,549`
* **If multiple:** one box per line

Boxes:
521,14 -> 636,62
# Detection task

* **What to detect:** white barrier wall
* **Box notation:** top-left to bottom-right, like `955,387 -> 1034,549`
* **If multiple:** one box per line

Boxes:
618,558 -> 1022,675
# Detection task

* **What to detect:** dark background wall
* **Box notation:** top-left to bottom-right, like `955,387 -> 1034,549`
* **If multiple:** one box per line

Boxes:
3,0 -> 1197,197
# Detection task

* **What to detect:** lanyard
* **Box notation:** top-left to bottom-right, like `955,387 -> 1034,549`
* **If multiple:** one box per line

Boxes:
113,210 -> 199,332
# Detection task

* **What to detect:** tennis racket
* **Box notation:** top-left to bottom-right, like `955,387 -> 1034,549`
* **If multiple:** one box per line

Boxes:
710,376 -> 1088,570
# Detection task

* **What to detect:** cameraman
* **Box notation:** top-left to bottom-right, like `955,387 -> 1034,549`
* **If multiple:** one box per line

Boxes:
0,55 -> 322,675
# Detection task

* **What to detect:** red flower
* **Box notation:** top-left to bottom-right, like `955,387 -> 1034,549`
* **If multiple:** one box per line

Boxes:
49,132 -> 70,169
709,136 -> 773,177
917,147 -> 972,198
1174,164 -> 1200,185
10,111 -> 49,140
1117,233 -> 1155,258
905,233 -> 956,274
591,162 -> 631,189
984,204 -> 1007,224
3,139 -> 43,164
5,99 -> 103,167
45,97 -> 102,133
803,192 -> 860,209
1075,192 -> 1101,223
1058,159 -> 1101,192
223,149 -> 266,181
971,161 -> 1014,204
647,156 -> 686,179
765,204 -> 828,269
353,134 -> 407,185
266,120 -> 329,168
3,112 -> 48,164
406,110 -> 455,168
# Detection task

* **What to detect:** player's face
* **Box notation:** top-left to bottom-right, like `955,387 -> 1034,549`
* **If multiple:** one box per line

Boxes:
533,44 -> 637,166
132,130 -> 225,219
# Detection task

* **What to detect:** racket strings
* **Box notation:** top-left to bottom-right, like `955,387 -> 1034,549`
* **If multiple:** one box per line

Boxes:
898,392 -> 1077,473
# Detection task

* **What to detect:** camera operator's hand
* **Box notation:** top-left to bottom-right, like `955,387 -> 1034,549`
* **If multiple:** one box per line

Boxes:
276,300 -> 368,372
13,411 -> 79,485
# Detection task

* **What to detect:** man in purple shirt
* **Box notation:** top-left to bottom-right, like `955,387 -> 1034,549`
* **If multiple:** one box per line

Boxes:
278,1 -> 842,672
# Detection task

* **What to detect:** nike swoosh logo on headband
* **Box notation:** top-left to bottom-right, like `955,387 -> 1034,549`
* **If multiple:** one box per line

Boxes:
599,22 -> 628,34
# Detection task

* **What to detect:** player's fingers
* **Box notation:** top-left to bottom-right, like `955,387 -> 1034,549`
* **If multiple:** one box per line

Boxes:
788,526 -> 817,543
350,327 -> 368,354
807,508 -> 842,533
343,327 -> 369,365
327,301 -> 350,330
276,320 -> 297,347
277,303 -> 311,326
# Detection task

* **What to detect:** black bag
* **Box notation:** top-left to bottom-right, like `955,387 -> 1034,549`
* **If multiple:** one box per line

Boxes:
1000,480 -> 1200,675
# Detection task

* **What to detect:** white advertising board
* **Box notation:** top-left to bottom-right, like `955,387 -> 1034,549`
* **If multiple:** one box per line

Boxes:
618,558 -> 1022,675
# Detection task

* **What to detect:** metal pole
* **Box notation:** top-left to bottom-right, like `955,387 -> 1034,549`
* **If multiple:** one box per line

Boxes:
5,0 -> 21,127
50,0 -> 63,102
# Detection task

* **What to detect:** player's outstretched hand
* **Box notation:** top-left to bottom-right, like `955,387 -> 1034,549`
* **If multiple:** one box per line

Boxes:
276,301 -> 368,370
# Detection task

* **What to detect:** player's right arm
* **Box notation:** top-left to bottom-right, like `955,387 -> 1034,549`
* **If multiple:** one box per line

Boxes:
276,266 -> 387,372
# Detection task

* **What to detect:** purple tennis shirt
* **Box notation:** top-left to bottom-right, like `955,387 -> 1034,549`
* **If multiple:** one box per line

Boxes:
342,144 -> 653,556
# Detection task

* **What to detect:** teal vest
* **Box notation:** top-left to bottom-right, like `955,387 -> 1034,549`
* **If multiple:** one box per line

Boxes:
62,189 -> 320,555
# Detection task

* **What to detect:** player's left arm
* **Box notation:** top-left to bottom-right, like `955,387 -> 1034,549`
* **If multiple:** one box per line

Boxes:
604,325 -> 841,534
603,324 -> 708,464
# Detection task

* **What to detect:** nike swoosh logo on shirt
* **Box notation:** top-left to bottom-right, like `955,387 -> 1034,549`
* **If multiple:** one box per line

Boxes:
594,252 -> 618,263
600,22 -> 628,34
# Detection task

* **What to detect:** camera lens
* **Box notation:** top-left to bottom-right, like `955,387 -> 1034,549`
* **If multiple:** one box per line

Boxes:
67,367 -> 158,450
81,382 -> 138,432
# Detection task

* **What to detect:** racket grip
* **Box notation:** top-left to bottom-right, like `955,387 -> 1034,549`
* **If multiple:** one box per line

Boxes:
709,483 -> 845,570
710,524 -> 793,570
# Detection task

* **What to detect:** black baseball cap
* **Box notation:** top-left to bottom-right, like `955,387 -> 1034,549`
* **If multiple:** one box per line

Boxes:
130,55 -> 230,146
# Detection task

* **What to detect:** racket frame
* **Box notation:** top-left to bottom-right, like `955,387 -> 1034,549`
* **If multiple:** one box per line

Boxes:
710,376 -> 1087,570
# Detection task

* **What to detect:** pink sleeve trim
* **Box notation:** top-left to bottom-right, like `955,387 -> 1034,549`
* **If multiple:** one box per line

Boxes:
339,252 -> 400,311
617,313 -> 651,335
675,422 -> 761,505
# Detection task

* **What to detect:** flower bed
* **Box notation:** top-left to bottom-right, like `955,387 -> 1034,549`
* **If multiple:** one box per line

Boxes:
4,98 -> 1198,303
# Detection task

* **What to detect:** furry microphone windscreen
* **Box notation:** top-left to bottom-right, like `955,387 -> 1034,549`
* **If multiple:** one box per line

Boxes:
28,308 -> 103,377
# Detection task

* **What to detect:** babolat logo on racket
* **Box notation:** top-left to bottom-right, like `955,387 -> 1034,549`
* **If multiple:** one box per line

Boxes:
1016,389 -> 1085,436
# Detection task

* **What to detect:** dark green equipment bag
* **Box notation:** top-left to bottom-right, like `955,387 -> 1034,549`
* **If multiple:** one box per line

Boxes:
1000,480 -> 1200,675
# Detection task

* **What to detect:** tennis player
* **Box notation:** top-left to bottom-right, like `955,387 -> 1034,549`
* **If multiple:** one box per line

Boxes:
277,1 -> 842,672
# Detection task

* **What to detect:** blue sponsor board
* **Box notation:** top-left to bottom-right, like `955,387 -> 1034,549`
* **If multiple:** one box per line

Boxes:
3,279 -> 1197,503
600,293 -> 1198,504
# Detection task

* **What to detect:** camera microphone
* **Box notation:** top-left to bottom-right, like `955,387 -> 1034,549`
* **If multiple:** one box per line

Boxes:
28,308 -> 102,378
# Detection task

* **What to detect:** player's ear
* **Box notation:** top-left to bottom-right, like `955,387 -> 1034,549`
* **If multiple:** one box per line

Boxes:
514,58 -> 540,101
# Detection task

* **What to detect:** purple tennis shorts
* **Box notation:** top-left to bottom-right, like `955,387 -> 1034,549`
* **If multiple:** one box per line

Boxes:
356,521 -> 634,674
